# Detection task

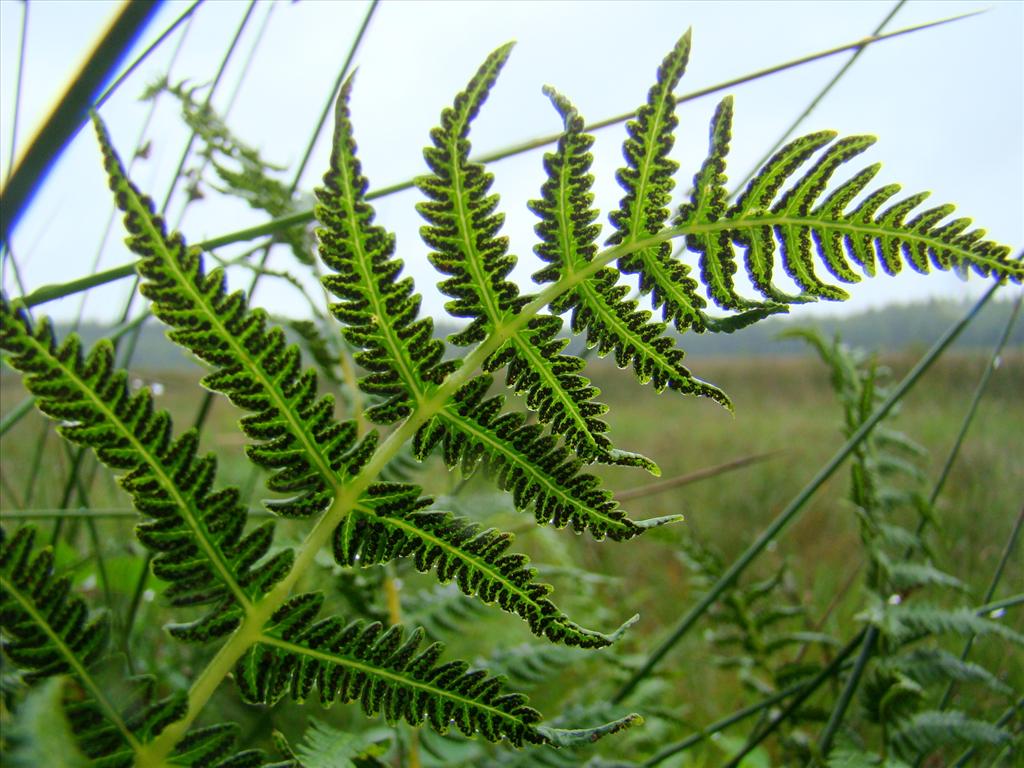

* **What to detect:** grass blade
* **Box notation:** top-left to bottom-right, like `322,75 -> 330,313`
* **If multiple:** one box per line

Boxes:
0,2 -> 161,246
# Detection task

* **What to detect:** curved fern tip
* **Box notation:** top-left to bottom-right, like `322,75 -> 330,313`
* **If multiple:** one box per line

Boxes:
637,514 -> 685,530
608,613 -> 641,644
538,712 -> 644,748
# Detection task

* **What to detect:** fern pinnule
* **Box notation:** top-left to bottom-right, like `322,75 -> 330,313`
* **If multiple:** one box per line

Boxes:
606,29 -> 712,342
92,114 -> 382,521
530,86 -> 731,408
678,101 -> 1021,308
416,373 -> 680,541
414,44 -> 641,469
336,491 -> 636,648
316,74 -> 457,426
0,299 -> 288,641
237,592 -> 639,748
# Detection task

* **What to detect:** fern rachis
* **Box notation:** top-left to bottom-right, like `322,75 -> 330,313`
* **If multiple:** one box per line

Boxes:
1,25 -> 1020,766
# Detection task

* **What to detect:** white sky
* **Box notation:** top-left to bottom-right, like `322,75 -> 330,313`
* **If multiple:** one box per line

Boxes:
1,0 -> 1022,324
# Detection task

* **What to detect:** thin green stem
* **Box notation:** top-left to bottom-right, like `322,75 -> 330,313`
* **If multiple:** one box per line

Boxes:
729,0 -> 906,198
189,0 -> 377,437
612,280 -> 1005,704
817,625 -> 878,759
20,422 -> 48,507
1,0 -> 28,184
94,1 -> 204,110
722,629 -> 869,768
0,2 -> 161,247
975,592 -> 1024,616
79,4 -> 198,323
642,664 -> 854,767
162,1 -> 257,216
950,695 -> 1024,768
616,450 -> 779,502
928,294 -> 1022,510
0,394 -> 34,437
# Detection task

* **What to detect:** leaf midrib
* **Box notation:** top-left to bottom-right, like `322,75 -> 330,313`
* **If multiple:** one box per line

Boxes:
260,633 -> 531,729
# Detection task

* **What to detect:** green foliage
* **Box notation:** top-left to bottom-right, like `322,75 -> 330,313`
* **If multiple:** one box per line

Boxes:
1,26 -> 1020,767
798,332 -> 1020,765
277,718 -> 387,768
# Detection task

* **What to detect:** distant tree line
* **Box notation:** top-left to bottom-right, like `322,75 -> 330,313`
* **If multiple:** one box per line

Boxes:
43,297 -> 1022,370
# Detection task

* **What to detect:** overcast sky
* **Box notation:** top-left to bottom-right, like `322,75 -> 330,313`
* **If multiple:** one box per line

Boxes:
1,0 -> 1021,325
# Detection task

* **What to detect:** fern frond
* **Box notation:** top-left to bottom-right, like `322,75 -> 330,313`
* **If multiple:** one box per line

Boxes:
402,583 -> 491,640
0,300 -> 287,639
531,86 -> 730,409
334,486 -> 633,647
873,603 -> 1024,647
2,677 -> 91,768
676,99 -> 1022,305
93,114 -> 378,521
414,45 -> 643,467
1,525 -> 118,705
236,593 -> 640,748
481,643 -> 585,689
890,710 -> 1009,759
317,74 -> 456,425
278,718 -> 386,768
880,648 -> 1011,694
416,375 -> 681,540
154,79 -> 314,266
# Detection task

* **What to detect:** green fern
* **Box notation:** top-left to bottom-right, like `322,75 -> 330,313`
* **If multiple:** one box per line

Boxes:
798,331 -> 1021,766
1,26 -> 1020,766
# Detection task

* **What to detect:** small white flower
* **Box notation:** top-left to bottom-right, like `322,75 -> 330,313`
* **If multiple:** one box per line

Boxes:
887,594 -> 902,605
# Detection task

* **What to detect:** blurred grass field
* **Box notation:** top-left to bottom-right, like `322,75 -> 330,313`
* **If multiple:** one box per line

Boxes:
1,345 -> 1021,753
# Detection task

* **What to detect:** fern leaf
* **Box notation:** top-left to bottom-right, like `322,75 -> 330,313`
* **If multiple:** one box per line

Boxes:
481,643 -> 585,689
530,86 -> 730,409
2,677 -> 91,768
874,603 -> 1024,646
236,593 -> 640,748
317,74 -> 456,425
93,114 -> 381,521
890,710 -> 1009,759
334,486 -> 634,648
881,648 -> 1011,694
414,45 -> 636,466
0,300 -> 291,640
286,718 -> 387,768
418,375 -> 682,540
606,30 -> 713,336
402,583 -> 491,641
676,100 -> 1021,305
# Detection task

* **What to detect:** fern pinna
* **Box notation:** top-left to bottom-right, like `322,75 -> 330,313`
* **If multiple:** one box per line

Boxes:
1,28 -> 1020,765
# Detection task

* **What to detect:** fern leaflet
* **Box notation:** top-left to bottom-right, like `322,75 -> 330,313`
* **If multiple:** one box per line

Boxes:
414,44 -> 644,468
0,299 -> 288,640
